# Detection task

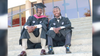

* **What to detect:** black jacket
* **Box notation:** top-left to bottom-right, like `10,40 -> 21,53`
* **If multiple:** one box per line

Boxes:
47,17 -> 72,38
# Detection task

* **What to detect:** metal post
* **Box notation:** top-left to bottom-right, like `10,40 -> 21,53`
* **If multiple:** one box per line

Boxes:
31,3 -> 33,16
42,0 -> 45,15
19,6 -> 22,30
63,0 -> 67,17
11,8 -> 13,27
8,6 -> 35,18
8,6 -> 35,29
76,0 -> 79,18
52,0 -> 54,8
88,0 -> 91,16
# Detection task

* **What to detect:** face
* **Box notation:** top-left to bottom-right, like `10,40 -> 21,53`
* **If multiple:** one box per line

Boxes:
36,8 -> 43,16
53,8 -> 61,17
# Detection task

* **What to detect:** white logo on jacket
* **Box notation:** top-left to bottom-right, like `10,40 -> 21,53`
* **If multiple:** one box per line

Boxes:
33,21 -> 35,23
62,22 -> 64,25
40,21 -> 42,23
53,23 -> 56,25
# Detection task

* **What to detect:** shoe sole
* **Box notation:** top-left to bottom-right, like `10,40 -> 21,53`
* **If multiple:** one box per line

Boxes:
46,52 -> 54,55
18,54 -> 27,56
66,52 -> 71,53
40,53 -> 46,55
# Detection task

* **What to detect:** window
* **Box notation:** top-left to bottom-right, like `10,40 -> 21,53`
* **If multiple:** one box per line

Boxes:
12,6 -> 20,26
44,0 -> 53,20
65,0 -> 78,19
8,9 -> 11,27
21,5 -> 25,12
21,5 -> 26,25
77,0 -> 90,17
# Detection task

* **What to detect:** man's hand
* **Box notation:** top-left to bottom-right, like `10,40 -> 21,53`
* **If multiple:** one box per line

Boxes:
56,27 -> 61,33
27,26 -> 37,33
27,26 -> 33,33
53,27 -> 61,33
32,26 -> 37,31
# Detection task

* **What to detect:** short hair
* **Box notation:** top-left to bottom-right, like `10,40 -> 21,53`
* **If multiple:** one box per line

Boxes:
53,6 -> 60,10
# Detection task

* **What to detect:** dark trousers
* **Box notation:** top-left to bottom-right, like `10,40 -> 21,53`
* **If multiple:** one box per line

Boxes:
48,32 -> 71,47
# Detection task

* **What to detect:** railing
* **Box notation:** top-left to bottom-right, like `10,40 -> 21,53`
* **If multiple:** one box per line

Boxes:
8,6 -> 35,30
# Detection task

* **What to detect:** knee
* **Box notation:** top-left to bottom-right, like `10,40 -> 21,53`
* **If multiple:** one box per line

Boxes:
48,36 -> 52,39
23,29 -> 29,34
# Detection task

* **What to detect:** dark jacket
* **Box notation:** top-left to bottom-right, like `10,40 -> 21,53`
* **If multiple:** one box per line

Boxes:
19,16 -> 48,49
47,17 -> 72,38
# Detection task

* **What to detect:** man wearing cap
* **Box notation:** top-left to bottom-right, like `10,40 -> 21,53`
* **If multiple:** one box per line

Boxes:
18,3 -> 48,56
47,6 -> 72,54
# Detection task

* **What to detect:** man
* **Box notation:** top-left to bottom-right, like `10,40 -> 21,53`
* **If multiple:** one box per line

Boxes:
47,6 -> 72,54
18,3 -> 48,56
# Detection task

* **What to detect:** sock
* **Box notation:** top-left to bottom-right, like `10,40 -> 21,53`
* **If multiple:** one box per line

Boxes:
66,45 -> 69,51
22,39 -> 27,51
41,38 -> 46,50
49,46 -> 53,51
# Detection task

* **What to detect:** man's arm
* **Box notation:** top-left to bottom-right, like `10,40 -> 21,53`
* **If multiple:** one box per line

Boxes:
53,18 -> 71,33
33,18 -> 48,29
48,20 -> 54,30
38,18 -> 48,31
34,24 -> 42,28
59,18 -> 71,29
24,16 -> 32,29
48,20 -> 60,33
23,16 -> 35,33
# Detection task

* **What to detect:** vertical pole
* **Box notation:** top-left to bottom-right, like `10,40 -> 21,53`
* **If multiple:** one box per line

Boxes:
89,0 -> 92,16
11,8 -> 13,27
25,0 -> 32,22
63,0 -> 67,17
19,6 -> 22,30
42,0 -> 45,15
52,0 -> 54,8
76,0 -> 79,18
31,3 -> 33,16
